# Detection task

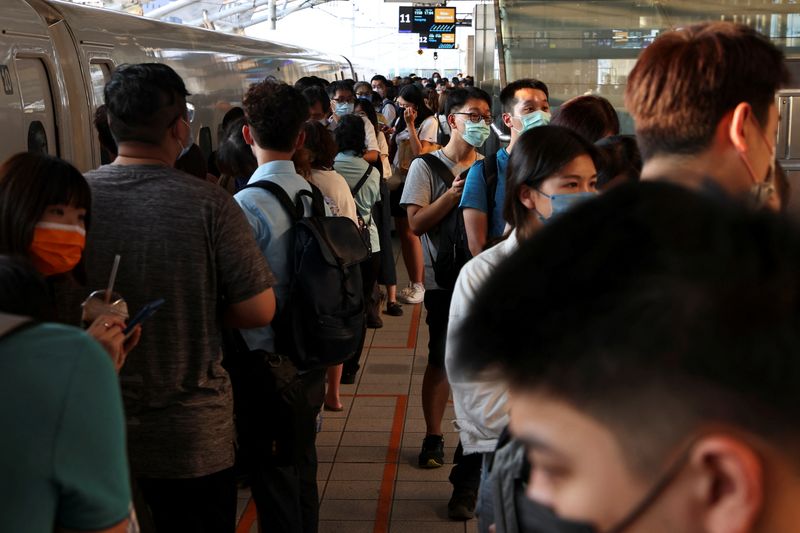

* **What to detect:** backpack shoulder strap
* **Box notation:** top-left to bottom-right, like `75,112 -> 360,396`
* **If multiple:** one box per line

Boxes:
419,153 -> 455,188
242,180 -> 303,221
482,152 -> 498,188
297,183 -> 327,217
350,167 -> 373,197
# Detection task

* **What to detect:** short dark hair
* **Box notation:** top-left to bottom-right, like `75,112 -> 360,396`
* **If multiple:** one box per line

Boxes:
594,135 -> 642,190
457,182 -> 800,473
243,78 -> 309,152
504,126 -> 598,238
371,75 -> 388,86
216,118 -> 257,180
625,22 -> 789,161
303,120 -> 338,170
302,86 -> 330,113
0,152 -> 91,256
551,95 -> 619,142
104,63 -> 190,145
499,79 -> 549,113
334,114 -> 366,155
444,87 -> 492,117
295,76 -> 328,91
326,80 -> 354,99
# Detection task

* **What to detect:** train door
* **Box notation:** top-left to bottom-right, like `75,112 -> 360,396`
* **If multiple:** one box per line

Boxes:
14,57 -> 58,156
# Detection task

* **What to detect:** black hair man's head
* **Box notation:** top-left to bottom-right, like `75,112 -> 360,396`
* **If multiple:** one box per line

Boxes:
243,78 -> 309,152
104,63 -> 190,145
457,182 -> 800,472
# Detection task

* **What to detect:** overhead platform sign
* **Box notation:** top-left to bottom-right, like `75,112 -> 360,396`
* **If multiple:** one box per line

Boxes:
399,6 -> 457,49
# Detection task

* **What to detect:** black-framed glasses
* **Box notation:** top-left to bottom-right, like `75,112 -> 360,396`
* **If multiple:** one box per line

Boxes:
453,112 -> 492,125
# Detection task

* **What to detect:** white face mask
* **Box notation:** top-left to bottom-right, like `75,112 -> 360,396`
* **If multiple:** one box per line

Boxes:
738,116 -> 776,206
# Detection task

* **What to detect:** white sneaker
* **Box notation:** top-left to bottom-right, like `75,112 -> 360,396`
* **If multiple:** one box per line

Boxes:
397,282 -> 425,304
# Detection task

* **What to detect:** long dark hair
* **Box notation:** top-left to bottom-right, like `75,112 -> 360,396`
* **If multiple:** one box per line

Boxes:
355,98 -> 379,132
0,152 -> 92,256
216,118 -> 257,181
394,84 -> 434,135
504,125 -> 598,239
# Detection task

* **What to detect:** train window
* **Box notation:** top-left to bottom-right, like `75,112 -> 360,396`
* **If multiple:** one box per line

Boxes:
27,121 -> 48,154
15,58 -> 57,156
199,127 -> 212,162
89,63 -> 106,108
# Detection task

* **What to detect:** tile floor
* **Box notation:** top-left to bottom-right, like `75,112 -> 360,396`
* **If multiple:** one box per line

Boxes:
235,251 -> 475,533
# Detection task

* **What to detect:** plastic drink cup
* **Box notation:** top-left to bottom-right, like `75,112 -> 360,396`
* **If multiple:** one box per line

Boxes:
81,289 -> 129,328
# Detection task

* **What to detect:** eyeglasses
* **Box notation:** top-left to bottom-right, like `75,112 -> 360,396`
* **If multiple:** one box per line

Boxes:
453,112 -> 492,125
356,92 -> 371,98
332,97 -> 355,104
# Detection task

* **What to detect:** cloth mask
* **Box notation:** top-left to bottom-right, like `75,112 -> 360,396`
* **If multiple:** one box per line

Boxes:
535,191 -> 597,222
29,221 -> 86,276
462,121 -> 491,148
513,110 -> 551,134
335,102 -> 354,117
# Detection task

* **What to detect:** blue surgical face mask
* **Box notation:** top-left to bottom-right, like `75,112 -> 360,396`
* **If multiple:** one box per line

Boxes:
535,190 -> 596,222
335,102 -> 354,117
461,121 -> 491,148
513,110 -> 551,134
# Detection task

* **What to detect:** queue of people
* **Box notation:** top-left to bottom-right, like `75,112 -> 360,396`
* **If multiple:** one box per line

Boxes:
0,19 -> 797,533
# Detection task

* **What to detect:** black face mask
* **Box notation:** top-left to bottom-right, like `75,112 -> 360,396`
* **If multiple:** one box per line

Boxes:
549,445 -> 693,533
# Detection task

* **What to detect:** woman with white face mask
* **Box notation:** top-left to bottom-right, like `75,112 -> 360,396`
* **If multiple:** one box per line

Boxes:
445,125 -> 599,532
0,152 -> 141,369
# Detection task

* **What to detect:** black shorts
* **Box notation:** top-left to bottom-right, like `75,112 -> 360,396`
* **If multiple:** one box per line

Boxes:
423,289 -> 452,369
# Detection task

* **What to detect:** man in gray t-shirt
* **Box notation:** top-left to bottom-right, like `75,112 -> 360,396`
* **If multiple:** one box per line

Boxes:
400,87 -> 492,521
58,64 -> 276,533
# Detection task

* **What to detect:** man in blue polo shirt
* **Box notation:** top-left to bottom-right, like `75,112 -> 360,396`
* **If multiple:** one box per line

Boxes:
235,79 -> 326,533
461,79 -> 550,255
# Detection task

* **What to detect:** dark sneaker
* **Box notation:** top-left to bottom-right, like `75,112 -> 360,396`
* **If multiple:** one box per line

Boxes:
418,434 -> 445,468
447,488 -> 477,520
385,301 -> 403,316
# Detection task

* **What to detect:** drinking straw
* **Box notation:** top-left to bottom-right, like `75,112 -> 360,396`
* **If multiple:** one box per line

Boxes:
105,254 -> 121,304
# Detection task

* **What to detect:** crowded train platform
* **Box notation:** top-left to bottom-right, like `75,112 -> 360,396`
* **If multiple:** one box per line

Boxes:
2,1 -> 800,532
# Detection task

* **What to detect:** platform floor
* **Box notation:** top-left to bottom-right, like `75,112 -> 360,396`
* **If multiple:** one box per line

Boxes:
235,250 -> 475,533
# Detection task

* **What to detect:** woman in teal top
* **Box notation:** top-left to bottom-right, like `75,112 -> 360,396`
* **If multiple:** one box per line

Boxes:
333,114 -> 383,383
0,255 -> 133,532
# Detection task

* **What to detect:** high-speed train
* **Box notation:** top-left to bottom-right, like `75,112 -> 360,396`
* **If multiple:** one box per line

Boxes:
1,0 -> 354,172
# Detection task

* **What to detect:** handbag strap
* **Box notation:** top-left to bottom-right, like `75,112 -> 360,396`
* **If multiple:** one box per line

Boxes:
350,167 -> 373,197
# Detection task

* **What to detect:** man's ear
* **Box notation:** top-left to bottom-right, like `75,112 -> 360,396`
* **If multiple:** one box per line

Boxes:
502,112 -> 514,129
728,102 -> 753,154
691,436 -> 763,533
242,124 -> 255,146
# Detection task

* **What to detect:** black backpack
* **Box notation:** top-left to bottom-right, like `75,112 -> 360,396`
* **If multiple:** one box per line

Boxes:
241,181 -> 370,370
481,151 -> 499,219
418,153 -> 472,291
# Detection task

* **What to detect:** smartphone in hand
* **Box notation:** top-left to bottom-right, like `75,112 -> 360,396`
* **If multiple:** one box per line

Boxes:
123,298 -> 165,338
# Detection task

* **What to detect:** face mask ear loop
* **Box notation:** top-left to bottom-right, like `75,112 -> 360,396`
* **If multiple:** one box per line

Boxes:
602,444 -> 694,533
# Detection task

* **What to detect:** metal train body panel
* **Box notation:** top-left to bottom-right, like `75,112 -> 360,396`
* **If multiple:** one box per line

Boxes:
0,0 -> 352,171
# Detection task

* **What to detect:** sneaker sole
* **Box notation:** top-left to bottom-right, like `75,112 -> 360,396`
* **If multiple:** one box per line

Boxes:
419,458 -> 444,469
